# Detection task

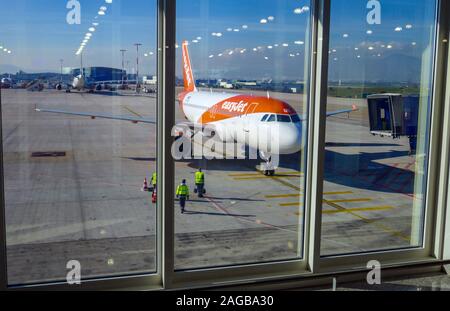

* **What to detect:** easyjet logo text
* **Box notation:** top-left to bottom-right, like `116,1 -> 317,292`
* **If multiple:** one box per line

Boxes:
221,101 -> 249,113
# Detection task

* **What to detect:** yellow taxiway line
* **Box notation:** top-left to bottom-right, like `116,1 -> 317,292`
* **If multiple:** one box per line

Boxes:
279,198 -> 371,207
322,206 -> 394,214
265,191 -> 353,199
123,105 -> 143,118
327,198 -> 372,203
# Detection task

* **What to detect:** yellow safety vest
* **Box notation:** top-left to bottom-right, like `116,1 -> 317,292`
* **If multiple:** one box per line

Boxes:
151,172 -> 157,185
176,184 -> 189,196
195,171 -> 205,184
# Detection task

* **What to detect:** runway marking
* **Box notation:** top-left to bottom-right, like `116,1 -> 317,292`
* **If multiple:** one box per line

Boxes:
323,199 -> 410,241
266,194 -> 302,199
322,206 -> 394,214
327,198 -> 372,203
265,191 -> 353,199
279,202 -> 303,207
247,168 -> 410,242
123,105 -> 143,118
234,175 -> 302,180
324,191 -> 354,196
229,172 -> 303,177
204,195 -> 298,234
278,198 -> 373,207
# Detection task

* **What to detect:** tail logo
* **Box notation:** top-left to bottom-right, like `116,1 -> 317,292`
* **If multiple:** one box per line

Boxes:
182,41 -> 196,92
183,50 -> 192,87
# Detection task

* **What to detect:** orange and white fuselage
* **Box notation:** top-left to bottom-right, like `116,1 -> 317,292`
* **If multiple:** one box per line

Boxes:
178,41 -> 303,156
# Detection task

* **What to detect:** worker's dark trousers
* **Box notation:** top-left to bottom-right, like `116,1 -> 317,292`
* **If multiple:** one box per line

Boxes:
179,196 -> 186,212
196,183 -> 204,196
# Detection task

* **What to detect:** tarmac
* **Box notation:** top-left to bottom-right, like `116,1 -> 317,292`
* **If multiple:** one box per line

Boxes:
1,87 -> 420,284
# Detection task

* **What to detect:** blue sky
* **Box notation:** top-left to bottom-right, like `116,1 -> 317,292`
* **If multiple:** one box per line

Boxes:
0,0 -> 438,82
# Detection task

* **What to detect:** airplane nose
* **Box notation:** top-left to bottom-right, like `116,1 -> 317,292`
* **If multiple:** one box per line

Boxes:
276,123 -> 302,154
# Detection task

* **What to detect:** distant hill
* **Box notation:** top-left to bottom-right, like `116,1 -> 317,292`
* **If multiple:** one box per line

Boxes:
328,53 -> 422,84
0,64 -> 23,74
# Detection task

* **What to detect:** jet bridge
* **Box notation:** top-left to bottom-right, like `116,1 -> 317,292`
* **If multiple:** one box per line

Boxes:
367,93 -> 419,153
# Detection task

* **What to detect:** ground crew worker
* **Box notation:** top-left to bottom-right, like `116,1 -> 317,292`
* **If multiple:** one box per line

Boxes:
194,168 -> 205,198
151,171 -> 157,191
176,179 -> 190,214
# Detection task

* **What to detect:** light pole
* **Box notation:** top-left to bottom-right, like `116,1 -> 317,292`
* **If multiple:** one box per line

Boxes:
59,59 -> 64,83
80,52 -> 84,77
120,49 -> 127,85
134,43 -> 142,92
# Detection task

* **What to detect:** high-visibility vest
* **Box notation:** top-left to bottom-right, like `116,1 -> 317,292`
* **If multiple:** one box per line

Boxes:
195,171 -> 205,184
176,184 -> 189,196
151,172 -> 157,185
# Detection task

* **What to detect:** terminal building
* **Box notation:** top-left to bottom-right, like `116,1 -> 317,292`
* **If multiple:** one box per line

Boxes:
71,67 -> 126,82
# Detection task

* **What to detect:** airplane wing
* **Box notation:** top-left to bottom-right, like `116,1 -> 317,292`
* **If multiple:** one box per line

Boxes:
298,104 -> 358,120
326,104 -> 358,117
35,108 -> 205,131
35,108 -> 156,124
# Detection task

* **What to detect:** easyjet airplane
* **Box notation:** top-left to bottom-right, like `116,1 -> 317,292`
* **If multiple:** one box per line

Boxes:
36,40 -> 357,176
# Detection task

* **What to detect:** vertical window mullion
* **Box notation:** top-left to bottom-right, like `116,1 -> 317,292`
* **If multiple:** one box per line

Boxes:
0,86 -> 6,290
157,0 -> 176,289
306,0 -> 330,273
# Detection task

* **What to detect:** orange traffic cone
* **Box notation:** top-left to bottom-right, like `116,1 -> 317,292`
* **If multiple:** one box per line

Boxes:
152,189 -> 157,203
141,178 -> 148,192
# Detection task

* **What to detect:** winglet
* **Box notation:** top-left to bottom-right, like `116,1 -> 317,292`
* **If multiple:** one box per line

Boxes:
182,40 -> 197,92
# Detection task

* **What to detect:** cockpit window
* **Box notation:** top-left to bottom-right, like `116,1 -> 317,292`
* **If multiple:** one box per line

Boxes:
277,115 -> 292,123
291,114 -> 301,123
267,114 -> 276,122
261,114 -> 269,122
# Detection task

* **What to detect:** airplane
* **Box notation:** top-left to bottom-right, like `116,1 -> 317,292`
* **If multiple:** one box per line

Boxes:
36,40 -> 357,176
64,74 -> 105,93
1,77 -> 13,89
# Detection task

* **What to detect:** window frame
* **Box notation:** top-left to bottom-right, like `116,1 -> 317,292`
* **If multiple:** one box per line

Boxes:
437,0 -> 450,262
314,0 -> 448,272
0,0 -> 449,291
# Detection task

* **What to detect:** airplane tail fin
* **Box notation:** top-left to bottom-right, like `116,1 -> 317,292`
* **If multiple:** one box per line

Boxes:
182,40 -> 197,92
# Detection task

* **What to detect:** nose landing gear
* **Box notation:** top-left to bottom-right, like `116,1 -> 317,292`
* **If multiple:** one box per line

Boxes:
259,151 -> 276,176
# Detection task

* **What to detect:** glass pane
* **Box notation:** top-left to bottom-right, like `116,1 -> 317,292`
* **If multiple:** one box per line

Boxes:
320,0 -> 437,256
174,0 -> 311,269
1,0 -> 157,285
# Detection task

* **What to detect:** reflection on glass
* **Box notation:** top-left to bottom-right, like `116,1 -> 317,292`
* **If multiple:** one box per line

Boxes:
1,1 -> 157,285
320,0 -> 437,255
174,0 -> 311,269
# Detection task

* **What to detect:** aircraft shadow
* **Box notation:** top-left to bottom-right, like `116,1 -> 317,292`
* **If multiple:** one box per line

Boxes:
181,148 -> 416,195
122,157 -> 157,162
325,142 -> 402,147
123,144 -> 417,195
